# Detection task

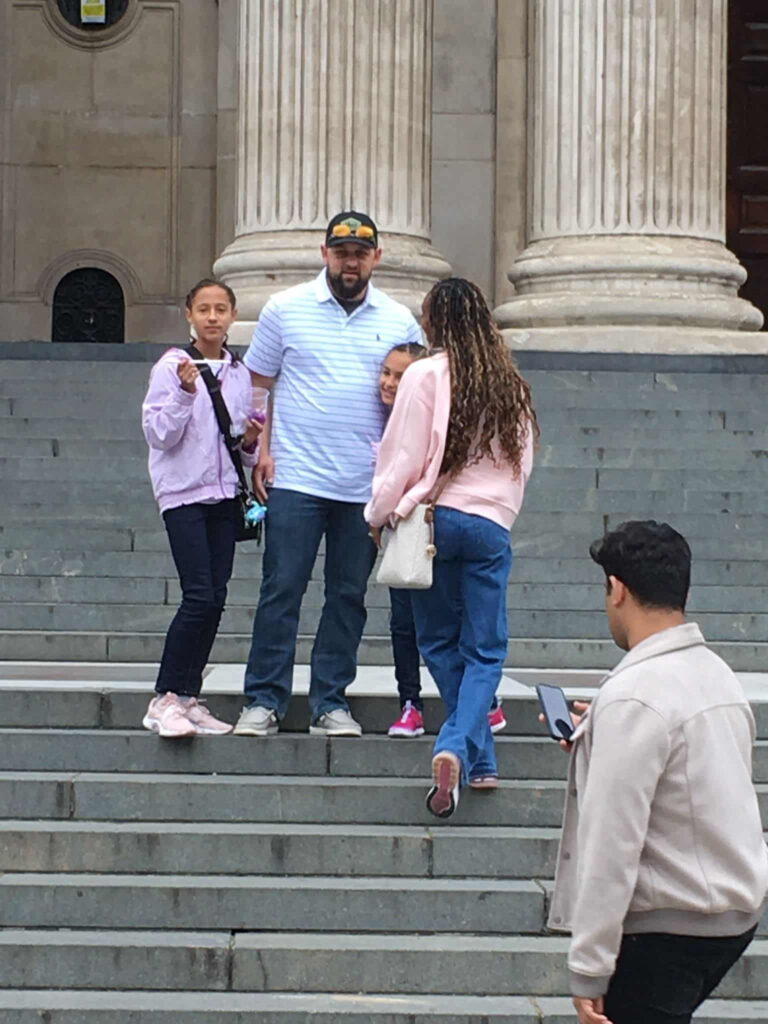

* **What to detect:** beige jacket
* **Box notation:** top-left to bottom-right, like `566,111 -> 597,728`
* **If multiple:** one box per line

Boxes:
548,622 -> 768,998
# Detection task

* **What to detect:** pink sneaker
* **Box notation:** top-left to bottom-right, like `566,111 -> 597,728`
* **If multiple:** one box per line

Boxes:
388,701 -> 425,737
142,693 -> 196,739
181,698 -> 233,735
488,702 -> 507,734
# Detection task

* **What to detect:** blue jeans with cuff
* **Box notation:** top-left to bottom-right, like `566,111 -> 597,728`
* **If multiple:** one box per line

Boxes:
410,506 -> 512,784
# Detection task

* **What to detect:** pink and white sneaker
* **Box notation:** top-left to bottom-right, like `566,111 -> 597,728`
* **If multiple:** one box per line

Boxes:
181,697 -> 233,735
142,693 -> 196,739
388,701 -> 425,737
488,702 -> 507,734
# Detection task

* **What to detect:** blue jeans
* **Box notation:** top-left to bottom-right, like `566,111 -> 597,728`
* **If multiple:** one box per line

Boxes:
389,587 -> 422,709
389,587 -> 500,715
157,499 -> 239,697
244,488 -> 377,721
410,507 -> 512,784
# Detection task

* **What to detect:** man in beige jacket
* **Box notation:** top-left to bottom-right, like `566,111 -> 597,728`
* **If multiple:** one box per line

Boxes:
549,520 -> 768,1024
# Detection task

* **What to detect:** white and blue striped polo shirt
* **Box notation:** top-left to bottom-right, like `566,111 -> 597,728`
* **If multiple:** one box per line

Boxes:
244,270 -> 422,502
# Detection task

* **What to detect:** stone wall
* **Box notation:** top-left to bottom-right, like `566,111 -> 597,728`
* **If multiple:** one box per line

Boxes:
0,0 -> 218,343
0,0 -> 521,342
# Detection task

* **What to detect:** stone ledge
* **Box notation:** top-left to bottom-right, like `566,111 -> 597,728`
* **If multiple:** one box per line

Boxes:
505,326 -> 768,359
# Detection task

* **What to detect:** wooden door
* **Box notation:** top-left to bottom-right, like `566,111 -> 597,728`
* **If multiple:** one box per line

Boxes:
728,1 -> 768,328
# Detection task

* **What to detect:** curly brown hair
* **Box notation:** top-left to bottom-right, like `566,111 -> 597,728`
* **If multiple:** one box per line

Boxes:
424,277 -> 539,477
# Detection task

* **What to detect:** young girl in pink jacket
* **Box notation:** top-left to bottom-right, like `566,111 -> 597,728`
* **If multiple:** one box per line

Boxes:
366,278 -> 538,818
141,279 -> 261,738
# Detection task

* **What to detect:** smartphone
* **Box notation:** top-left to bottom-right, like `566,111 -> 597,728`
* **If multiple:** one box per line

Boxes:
536,684 -> 574,742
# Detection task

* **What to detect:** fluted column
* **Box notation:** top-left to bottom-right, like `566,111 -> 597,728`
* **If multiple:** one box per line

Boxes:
495,0 -> 763,339
215,0 -> 450,329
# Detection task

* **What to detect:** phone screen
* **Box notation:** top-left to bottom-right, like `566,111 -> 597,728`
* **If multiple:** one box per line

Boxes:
536,684 -> 574,741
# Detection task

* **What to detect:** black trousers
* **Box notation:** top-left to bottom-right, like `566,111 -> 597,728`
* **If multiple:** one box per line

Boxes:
603,926 -> 757,1024
156,499 -> 239,697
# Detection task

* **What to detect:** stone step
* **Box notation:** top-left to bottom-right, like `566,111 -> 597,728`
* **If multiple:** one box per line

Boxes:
2,601 -> 766,643
2,489 -> 767,524
6,435 -> 768,467
0,417 -> 144,440
0,990 -> 764,1023
0,731 -> 764,800
0,772 -> 568,826
0,872 -> 546,933
2,629 -> 766,670
0,821 -> 560,878
2,930 -> 761,998
1,687 -> 766,738
0,731 -> 571,780
535,446 -> 768,469
0,689 -> 546,736
2,548 -> 764,587
1,574 -> 766,616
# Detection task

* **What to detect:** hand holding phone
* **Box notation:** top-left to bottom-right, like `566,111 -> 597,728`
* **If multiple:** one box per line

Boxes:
536,684 -> 575,742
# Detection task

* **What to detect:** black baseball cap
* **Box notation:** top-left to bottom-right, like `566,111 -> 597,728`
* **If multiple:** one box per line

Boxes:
325,211 -> 379,249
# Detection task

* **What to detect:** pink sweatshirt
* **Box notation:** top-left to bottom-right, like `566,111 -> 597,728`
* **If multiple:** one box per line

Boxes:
142,347 -> 258,514
365,352 -> 533,531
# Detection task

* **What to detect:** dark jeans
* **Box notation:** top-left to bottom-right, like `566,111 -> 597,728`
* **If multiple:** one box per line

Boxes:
156,499 -> 239,697
389,587 -> 422,710
244,488 -> 377,721
604,927 -> 757,1024
410,507 -> 511,783
389,586 -> 500,715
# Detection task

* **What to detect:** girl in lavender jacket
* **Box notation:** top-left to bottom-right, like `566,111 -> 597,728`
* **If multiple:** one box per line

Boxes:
141,279 -> 261,738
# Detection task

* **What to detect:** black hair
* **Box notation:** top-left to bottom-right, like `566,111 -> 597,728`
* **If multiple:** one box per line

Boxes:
589,520 -> 691,612
185,278 -> 240,364
185,278 -> 237,310
388,342 -> 427,359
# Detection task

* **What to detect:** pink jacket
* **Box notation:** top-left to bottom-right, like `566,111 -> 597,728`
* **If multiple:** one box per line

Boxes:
142,347 -> 257,514
365,352 -> 533,531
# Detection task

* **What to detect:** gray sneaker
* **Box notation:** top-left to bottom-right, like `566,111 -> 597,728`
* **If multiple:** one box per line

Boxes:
233,705 -> 279,736
309,708 -> 362,737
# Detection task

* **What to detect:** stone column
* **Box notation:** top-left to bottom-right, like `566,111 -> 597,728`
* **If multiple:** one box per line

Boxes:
214,0 -> 450,335
495,0 -> 765,350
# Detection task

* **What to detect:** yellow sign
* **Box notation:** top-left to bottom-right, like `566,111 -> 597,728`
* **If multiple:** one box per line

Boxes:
81,1 -> 106,23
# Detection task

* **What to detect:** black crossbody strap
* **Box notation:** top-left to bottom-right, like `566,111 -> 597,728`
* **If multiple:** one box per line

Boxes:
185,344 -> 250,496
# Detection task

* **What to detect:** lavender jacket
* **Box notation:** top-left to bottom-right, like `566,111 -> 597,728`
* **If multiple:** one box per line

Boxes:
142,347 -> 257,514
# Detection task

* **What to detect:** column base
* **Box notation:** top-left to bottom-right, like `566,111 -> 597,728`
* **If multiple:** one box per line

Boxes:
495,236 -> 764,332
213,230 -> 451,326
501,325 -> 768,356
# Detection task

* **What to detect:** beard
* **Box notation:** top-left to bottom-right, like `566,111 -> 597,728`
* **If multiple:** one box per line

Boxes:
327,267 -> 371,300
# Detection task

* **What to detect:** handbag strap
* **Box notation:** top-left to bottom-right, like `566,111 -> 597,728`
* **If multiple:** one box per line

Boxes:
424,473 -> 451,514
185,343 -> 250,497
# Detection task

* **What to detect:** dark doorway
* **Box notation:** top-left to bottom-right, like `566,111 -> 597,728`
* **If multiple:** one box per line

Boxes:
52,268 -> 125,343
727,1 -> 768,329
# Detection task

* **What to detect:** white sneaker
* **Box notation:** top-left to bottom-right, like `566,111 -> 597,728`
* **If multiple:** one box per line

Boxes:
233,705 -> 279,736
309,708 -> 362,737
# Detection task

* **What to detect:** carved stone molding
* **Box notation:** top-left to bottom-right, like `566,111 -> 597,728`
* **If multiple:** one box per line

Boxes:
37,249 -> 143,306
41,0 -> 141,50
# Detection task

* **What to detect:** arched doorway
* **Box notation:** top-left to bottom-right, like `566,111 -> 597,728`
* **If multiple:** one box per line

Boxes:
52,268 -> 125,343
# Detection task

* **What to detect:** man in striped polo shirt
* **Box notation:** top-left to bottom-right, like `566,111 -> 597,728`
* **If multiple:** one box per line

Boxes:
234,212 -> 423,738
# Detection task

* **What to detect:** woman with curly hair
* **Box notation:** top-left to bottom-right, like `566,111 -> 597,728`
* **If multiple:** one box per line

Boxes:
365,277 -> 538,818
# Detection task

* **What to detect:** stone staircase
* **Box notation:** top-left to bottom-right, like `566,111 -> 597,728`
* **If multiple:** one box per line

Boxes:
0,682 -> 766,1021
1,346 -> 767,670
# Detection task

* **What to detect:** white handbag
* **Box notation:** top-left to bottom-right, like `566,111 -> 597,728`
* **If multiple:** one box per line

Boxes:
376,503 -> 437,589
